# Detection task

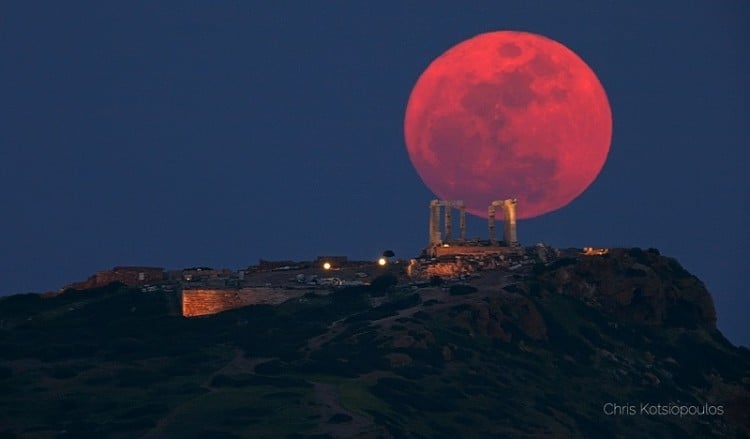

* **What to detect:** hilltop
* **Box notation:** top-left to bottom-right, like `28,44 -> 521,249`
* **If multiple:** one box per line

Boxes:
0,248 -> 748,438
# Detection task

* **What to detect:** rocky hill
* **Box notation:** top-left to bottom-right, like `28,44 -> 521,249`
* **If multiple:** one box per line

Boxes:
0,249 -> 747,438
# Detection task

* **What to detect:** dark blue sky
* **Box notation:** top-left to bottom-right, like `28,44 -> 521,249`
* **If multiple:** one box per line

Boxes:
2,2 -> 748,346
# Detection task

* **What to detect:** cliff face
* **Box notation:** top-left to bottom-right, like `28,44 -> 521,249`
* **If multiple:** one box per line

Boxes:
403,249 -> 718,356
535,248 -> 716,329
424,289 -> 548,343
0,249 -> 746,438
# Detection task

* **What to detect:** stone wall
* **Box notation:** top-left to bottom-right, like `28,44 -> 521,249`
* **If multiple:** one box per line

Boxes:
181,287 -> 306,317
425,262 -> 463,278
68,266 -> 164,290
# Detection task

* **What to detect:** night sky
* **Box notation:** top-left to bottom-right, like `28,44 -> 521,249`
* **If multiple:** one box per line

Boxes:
2,2 -> 748,346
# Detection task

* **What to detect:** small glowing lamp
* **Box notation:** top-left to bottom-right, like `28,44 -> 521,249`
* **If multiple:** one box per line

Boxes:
377,257 -> 387,267
322,262 -> 332,270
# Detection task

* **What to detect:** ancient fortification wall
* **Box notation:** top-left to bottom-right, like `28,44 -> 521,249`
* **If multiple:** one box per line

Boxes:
181,288 -> 305,317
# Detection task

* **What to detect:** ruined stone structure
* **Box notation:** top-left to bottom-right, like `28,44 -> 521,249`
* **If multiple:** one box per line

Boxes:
488,199 -> 518,246
181,267 -> 232,282
425,199 -> 520,257
428,199 -> 466,246
432,245 -> 522,258
181,287 -> 306,317
408,248 -> 531,280
67,266 -> 164,290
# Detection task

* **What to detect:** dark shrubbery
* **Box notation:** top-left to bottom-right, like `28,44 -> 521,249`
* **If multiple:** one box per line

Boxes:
666,258 -> 691,279
546,258 -> 577,271
328,413 -> 353,424
294,359 -> 359,378
393,363 -> 439,380
328,286 -> 369,314
628,247 -> 644,256
371,377 -> 456,412
255,359 -> 283,375
0,293 -> 43,316
449,284 -> 477,296
412,311 -> 431,321
345,293 -> 420,324
115,368 -> 167,387
627,247 -> 649,264
664,299 -> 703,329
370,273 -> 398,294
210,373 -> 310,389
46,365 -> 79,380
625,268 -> 647,278
121,403 -> 169,419
528,282 -> 543,295
503,284 -> 524,294
194,430 -> 242,439
531,263 -> 546,275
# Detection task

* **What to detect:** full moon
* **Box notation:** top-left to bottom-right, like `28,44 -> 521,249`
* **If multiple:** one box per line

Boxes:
404,31 -> 612,219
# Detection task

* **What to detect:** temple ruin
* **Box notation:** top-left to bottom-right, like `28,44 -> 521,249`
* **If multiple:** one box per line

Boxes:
426,198 -> 521,257
488,199 -> 518,246
429,199 -> 467,246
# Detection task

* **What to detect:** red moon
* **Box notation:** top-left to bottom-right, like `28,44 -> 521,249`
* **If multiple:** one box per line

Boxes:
404,31 -> 612,219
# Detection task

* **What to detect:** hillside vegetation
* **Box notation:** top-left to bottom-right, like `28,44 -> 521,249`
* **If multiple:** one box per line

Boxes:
1,249 -> 748,438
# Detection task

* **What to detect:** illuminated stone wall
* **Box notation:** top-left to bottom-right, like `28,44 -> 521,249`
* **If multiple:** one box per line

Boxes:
181,287 -> 305,317
424,262 -> 462,278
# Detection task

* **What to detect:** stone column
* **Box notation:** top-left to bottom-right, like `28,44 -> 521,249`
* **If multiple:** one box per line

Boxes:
488,204 -> 497,245
459,205 -> 466,241
444,204 -> 452,242
502,199 -> 518,246
429,200 -> 441,246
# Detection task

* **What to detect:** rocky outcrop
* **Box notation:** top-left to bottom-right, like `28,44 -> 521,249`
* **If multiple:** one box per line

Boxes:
434,291 -> 547,342
538,248 -> 716,329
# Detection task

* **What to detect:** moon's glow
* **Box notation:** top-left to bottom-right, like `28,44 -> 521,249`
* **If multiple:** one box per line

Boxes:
404,31 -> 612,219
